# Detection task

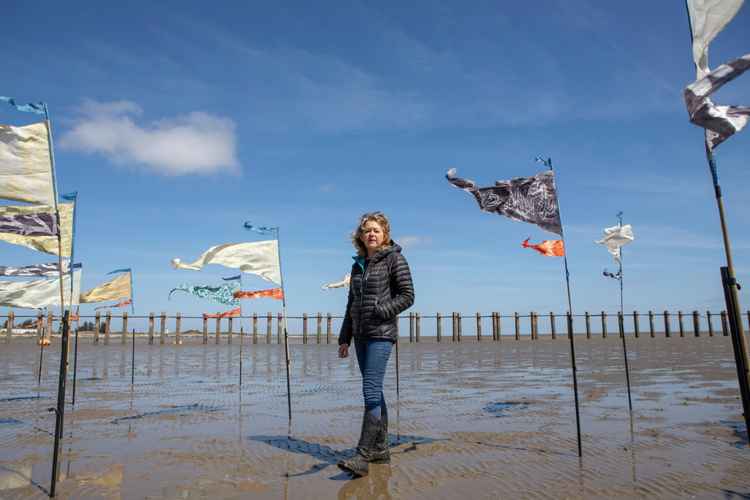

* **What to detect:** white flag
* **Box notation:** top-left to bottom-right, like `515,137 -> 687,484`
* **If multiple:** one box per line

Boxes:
595,225 -> 634,264
0,270 -> 81,309
171,240 -> 281,285
686,0 -> 745,78
0,122 -> 55,206
322,273 -> 350,290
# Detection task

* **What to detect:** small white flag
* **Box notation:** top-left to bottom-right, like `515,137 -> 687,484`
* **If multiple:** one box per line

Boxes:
172,240 -> 281,285
596,225 -> 634,264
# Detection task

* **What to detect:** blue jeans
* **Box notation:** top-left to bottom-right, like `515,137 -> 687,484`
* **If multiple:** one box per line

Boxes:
354,339 -> 393,420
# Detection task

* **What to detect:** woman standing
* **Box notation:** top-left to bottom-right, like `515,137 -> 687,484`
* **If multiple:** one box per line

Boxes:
337,212 -> 415,477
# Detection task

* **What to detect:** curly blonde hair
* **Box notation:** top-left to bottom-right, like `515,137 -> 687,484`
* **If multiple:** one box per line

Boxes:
351,211 -> 391,256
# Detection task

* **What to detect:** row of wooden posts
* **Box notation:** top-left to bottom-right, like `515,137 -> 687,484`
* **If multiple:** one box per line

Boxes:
2,309 -> 744,345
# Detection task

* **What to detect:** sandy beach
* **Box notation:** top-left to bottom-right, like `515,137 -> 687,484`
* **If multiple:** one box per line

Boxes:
1,335 -> 749,499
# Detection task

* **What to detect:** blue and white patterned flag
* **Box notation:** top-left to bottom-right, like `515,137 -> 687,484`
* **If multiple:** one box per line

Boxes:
0,96 -> 46,115
243,222 -> 277,235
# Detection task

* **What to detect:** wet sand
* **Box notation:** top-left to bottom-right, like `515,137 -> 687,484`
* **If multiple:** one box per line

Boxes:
1,336 -> 749,499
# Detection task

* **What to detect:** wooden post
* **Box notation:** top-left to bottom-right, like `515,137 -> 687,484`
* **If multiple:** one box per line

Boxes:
277,313 -> 283,344
47,312 -> 54,340
585,311 -> 591,339
104,311 -> 112,345
663,311 -> 671,338
475,312 -> 481,341
648,310 -> 655,338
6,311 -> 13,343
692,310 -> 700,337
530,312 -> 537,340
633,311 -> 640,338
678,311 -> 685,337
202,315 -> 208,344
121,312 -> 128,344
175,313 -> 182,344
147,313 -> 155,345
549,312 -> 556,339
253,313 -> 258,344
316,313 -> 322,344
302,313 -> 308,345
436,312 -> 442,342
409,313 -> 414,343
746,310 -> 750,332
617,311 -> 624,339
707,311 -> 714,337
159,312 -> 166,345
451,313 -> 457,342
227,316 -> 233,344
326,313 -> 332,344
721,310 -> 729,336
267,313 -> 273,344
457,312 -> 462,342
496,312 -> 501,342
214,317 -> 220,345
600,311 -> 607,338
94,311 -> 101,344
514,312 -> 520,340
416,313 -> 421,342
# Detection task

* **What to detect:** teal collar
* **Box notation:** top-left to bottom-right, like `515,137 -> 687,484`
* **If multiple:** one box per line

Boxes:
352,255 -> 366,272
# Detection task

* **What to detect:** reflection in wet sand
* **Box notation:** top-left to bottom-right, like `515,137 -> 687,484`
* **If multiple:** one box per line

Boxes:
0,336 -> 748,498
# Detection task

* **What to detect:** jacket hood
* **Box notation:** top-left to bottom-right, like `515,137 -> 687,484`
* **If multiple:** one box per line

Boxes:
353,241 -> 402,266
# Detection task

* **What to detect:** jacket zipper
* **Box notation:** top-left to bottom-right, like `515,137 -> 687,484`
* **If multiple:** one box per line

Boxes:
357,259 -> 369,335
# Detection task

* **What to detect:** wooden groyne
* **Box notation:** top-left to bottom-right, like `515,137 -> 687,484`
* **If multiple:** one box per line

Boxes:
1,309 -> 744,345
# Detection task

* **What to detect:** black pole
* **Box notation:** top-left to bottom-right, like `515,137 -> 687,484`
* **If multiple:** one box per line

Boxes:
38,334 -> 44,386
131,328 -> 135,387
49,310 -> 70,497
239,326 -> 244,388
617,214 -> 633,413
71,326 -> 79,406
721,267 -> 750,434
275,227 -> 293,422
395,336 -> 400,400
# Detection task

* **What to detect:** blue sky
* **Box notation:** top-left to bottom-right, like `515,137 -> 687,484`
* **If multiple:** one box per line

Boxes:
1,0 -> 749,322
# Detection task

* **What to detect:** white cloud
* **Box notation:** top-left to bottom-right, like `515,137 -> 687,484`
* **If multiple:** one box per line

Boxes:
397,235 -> 432,249
59,99 -> 239,175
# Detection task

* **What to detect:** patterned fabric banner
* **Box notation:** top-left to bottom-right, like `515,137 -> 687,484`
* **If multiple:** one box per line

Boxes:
222,274 -> 241,281
0,122 -> 55,206
522,238 -> 565,257
242,222 -> 277,235
203,307 -> 241,319
233,288 -> 284,300
94,299 -> 132,311
169,282 -> 240,306
172,240 -> 281,285
0,262 -> 80,277
0,96 -> 46,115
0,202 -> 73,256
0,207 -> 57,236
446,168 -> 562,235
0,270 -> 81,309
596,224 -> 634,264
684,54 -> 750,149
80,273 -> 131,304
322,274 -> 350,290
686,0 -> 744,78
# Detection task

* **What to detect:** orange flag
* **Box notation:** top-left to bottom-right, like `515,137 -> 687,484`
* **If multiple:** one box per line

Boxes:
203,307 -> 241,319
522,238 -> 565,257
233,288 -> 284,300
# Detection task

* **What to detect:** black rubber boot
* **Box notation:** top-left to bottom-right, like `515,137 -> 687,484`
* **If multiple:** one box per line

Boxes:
338,413 -> 380,477
370,405 -> 390,464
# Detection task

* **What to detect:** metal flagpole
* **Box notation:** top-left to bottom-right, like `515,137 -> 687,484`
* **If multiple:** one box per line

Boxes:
616,212 -> 633,413
275,228 -> 293,422
72,307 -> 80,405
239,274 -> 244,388
42,104 -> 66,319
49,310 -> 70,498
684,2 -> 750,438
537,156 -> 582,457
65,192 -> 79,407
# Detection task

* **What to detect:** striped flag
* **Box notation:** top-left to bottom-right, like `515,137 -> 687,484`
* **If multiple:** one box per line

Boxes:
233,288 -> 284,300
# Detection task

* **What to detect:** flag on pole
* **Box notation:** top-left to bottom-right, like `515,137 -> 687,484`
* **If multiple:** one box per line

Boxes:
522,238 -> 565,257
0,96 -> 46,115
684,54 -> 750,149
0,202 -> 73,256
94,299 -> 133,311
203,307 -> 242,319
446,168 -> 562,235
0,207 -> 57,236
222,274 -> 241,281
0,122 -> 55,206
686,0 -> 745,79
0,262 -> 80,277
0,270 -> 81,308
233,288 -> 284,300
168,282 -> 240,306
243,222 -> 277,235
107,268 -> 131,275
171,240 -> 281,285
596,224 -> 634,264
322,274 -> 351,290
79,273 -> 132,304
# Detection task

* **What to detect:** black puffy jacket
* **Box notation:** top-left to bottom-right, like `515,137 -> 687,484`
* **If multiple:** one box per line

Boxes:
338,243 -> 414,345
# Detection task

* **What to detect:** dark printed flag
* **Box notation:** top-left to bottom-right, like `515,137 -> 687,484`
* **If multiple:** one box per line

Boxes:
446,168 -> 562,235
0,262 -> 79,277
0,210 -> 57,236
684,54 -> 750,149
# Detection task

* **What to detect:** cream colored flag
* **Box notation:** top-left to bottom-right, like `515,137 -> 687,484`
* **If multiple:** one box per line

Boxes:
80,272 -> 131,304
0,270 -> 81,309
0,202 -> 73,256
687,0 -> 745,78
0,122 -> 55,206
171,240 -> 281,285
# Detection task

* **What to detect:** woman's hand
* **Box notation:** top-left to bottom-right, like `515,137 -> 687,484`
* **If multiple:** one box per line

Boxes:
338,344 -> 349,358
